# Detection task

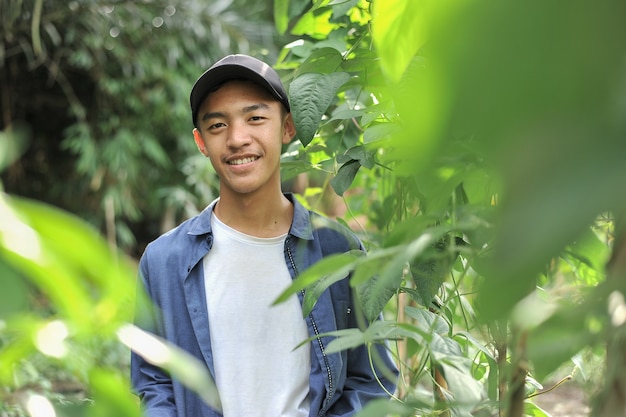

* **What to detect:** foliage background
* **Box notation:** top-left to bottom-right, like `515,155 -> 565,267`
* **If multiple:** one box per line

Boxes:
2,0 -> 626,416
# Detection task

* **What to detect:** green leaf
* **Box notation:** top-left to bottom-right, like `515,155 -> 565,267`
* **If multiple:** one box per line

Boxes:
438,356 -> 484,412
274,0 -> 290,34
290,72 -> 350,146
324,328 -> 367,354
524,401 -> 552,417
0,193 -> 136,332
118,324 -> 221,412
88,368 -> 140,417
295,47 -> 344,76
430,332 -> 463,360
330,159 -> 360,196
340,146 -> 375,169
302,260 -> 358,317
325,320 -> 399,354
527,298 -> 601,380
273,250 -> 364,316
0,126 -> 29,172
363,123 -> 399,144
357,232 -> 448,321
280,160 -> 320,181
357,398 -> 418,417
357,272 -> 400,323
405,306 -> 450,336
291,7 -> 335,39
0,260 -> 28,319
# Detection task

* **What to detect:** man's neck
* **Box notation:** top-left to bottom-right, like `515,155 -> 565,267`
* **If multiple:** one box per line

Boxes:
213,191 -> 293,238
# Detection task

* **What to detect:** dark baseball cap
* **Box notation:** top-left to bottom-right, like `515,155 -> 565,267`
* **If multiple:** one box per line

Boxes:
190,54 -> 290,126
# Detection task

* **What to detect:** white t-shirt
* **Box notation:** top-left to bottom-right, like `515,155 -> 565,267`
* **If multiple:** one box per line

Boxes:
203,213 -> 311,417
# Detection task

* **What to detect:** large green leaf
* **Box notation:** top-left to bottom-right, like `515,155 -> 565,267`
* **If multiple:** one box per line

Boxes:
289,72 -> 350,146
0,194 -> 135,331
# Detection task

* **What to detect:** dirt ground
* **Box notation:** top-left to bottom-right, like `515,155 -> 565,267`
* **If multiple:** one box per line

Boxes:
532,382 -> 590,417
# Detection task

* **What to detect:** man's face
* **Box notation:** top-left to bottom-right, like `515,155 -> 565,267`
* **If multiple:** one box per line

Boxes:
193,80 -> 295,198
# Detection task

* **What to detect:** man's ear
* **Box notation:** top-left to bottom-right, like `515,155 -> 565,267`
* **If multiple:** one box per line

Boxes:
282,113 -> 296,145
193,128 -> 209,156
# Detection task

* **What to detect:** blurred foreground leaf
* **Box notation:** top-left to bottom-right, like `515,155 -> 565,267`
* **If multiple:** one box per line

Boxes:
118,324 -> 222,412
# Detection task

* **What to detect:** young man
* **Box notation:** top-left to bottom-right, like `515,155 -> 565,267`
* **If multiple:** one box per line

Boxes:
131,54 -> 397,417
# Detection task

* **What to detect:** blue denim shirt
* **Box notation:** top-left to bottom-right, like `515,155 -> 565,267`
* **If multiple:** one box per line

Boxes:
131,194 -> 398,417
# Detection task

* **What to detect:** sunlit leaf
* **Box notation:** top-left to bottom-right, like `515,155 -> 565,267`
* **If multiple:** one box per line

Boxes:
372,0 -> 428,82
291,7 -> 334,39
117,324 -> 222,412
0,194 -> 136,331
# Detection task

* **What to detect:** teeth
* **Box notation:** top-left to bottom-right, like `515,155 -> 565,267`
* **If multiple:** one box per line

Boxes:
229,156 -> 257,165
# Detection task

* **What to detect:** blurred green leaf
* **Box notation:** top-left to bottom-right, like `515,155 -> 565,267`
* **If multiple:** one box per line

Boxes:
274,0 -> 290,34
0,260 -> 28,319
527,298 -> 602,380
357,398 -> 417,417
88,368 -> 139,417
372,0 -> 428,82
117,324 -> 221,412
0,126 -> 29,172
0,193 -> 136,332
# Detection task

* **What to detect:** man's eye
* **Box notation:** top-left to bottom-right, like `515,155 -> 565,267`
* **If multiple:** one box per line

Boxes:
249,116 -> 265,122
209,122 -> 226,130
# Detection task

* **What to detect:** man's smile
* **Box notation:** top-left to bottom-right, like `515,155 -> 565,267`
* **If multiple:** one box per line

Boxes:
227,156 -> 259,165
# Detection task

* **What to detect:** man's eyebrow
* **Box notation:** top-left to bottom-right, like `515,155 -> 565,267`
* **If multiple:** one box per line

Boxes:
201,111 -> 225,122
200,103 -> 271,122
242,103 -> 270,113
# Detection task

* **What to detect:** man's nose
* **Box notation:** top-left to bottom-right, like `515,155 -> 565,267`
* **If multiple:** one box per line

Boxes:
227,122 -> 252,148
